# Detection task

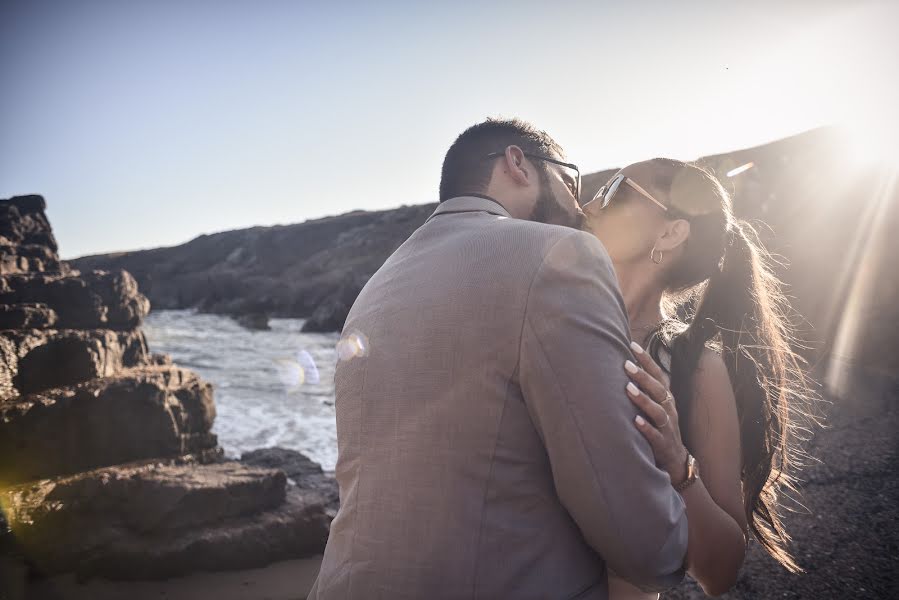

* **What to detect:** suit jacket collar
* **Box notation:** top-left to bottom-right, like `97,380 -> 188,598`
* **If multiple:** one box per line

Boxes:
427,195 -> 512,222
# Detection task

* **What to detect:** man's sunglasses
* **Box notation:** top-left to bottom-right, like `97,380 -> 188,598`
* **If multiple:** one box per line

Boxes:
584,174 -> 668,212
484,152 -> 581,204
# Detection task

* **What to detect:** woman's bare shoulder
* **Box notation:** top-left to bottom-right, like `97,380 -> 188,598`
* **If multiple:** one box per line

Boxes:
687,348 -> 737,433
690,348 -> 735,412
694,347 -> 729,383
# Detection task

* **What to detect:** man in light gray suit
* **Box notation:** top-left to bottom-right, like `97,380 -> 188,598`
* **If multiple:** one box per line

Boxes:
309,119 -> 688,599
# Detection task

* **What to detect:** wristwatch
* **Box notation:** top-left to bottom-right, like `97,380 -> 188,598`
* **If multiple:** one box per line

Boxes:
674,452 -> 700,493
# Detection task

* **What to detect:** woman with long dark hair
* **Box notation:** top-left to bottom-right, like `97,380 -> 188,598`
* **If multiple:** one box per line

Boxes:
582,159 -> 812,598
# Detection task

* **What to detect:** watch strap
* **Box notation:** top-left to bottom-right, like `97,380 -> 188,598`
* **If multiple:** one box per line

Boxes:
674,453 -> 699,493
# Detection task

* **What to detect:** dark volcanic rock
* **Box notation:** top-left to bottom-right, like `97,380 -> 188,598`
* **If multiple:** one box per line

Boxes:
0,303 -> 57,329
0,243 -> 61,275
301,275 -> 367,333
1,194 -> 338,582
0,196 -> 60,275
235,311 -> 270,330
0,335 -> 18,399
0,270 -> 150,330
77,487 -> 330,580
241,446 -> 327,479
0,365 -> 217,484
8,328 -> 148,395
241,447 -> 339,514
2,461 -> 325,579
148,352 -> 173,366
71,203 -> 437,330
6,461 -> 284,539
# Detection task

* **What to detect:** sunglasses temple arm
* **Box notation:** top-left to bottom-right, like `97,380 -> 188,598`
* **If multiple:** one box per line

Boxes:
625,179 -> 668,211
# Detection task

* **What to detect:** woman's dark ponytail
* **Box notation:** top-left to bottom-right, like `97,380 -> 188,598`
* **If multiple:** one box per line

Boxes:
649,160 -> 813,573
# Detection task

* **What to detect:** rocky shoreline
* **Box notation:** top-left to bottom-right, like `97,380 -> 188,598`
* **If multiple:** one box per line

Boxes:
0,195 -> 337,590
70,203 -> 436,333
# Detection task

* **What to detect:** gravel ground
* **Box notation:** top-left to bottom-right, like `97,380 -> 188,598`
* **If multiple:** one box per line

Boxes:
665,372 -> 899,599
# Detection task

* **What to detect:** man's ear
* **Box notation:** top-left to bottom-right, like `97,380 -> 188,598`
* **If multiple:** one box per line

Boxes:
503,145 -> 532,187
657,219 -> 691,252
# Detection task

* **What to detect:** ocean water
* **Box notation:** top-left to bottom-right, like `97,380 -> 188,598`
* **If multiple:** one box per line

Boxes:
143,310 -> 339,470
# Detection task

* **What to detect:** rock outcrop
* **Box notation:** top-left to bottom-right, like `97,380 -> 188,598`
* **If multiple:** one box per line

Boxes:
4,460 -> 332,580
71,203 -> 437,333
242,447 -> 339,516
235,311 -> 271,330
1,365 -> 216,483
0,195 -> 334,582
0,195 -> 61,275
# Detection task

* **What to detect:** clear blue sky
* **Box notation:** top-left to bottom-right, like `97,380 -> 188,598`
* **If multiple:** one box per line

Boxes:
1,0 -> 895,258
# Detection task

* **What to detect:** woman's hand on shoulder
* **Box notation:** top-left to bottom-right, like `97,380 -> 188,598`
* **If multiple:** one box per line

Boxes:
624,341 -> 689,486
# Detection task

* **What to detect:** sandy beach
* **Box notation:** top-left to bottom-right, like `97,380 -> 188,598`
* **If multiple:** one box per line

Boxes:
24,555 -> 322,600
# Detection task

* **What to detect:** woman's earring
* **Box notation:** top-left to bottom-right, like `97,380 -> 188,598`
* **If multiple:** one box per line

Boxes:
650,246 -> 664,265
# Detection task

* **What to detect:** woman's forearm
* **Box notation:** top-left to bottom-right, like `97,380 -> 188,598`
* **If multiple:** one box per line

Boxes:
680,479 -> 747,596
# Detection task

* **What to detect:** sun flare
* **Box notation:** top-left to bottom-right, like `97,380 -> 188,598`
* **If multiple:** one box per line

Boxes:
839,119 -> 899,169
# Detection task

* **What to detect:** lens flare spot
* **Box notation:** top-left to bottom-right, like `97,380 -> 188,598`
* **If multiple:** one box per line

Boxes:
840,122 -> 899,169
275,349 -> 321,389
726,162 -> 755,178
297,350 -> 320,385
276,358 -> 305,389
337,330 -> 369,361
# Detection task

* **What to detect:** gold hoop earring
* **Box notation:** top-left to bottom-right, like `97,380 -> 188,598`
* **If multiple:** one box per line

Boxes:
650,246 -> 664,265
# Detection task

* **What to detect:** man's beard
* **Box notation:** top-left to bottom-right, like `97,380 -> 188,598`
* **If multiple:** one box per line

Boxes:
528,169 -> 585,230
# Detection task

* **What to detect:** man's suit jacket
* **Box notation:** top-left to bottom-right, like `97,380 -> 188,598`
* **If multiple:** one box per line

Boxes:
309,196 -> 688,600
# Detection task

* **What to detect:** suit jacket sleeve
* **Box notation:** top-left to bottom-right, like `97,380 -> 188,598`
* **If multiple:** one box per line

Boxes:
519,231 -> 688,591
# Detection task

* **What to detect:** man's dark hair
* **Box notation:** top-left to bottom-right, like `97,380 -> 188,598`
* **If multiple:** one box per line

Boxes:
439,118 -> 563,202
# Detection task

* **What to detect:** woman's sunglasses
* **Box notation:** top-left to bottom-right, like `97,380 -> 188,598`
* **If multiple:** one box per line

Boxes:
584,174 -> 668,212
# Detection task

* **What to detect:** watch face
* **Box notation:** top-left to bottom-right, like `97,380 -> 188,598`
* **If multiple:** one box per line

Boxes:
675,454 -> 700,492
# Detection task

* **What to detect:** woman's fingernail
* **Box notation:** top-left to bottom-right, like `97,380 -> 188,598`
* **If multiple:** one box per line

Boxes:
624,360 -> 639,375
627,382 -> 640,396
630,341 -> 644,354
635,415 -> 646,426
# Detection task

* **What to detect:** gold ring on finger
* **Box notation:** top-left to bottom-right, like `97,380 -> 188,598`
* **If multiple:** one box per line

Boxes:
658,413 -> 671,428
661,391 -> 674,405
